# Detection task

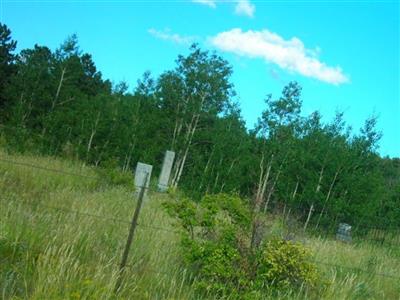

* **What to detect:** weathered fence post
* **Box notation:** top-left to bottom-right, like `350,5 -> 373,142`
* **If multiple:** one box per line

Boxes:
114,172 -> 149,293
134,162 -> 152,199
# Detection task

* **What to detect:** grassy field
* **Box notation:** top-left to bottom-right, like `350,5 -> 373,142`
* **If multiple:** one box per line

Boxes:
1,149 -> 399,299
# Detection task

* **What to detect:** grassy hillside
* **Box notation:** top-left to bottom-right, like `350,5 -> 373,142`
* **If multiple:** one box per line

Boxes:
1,150 -> 399,299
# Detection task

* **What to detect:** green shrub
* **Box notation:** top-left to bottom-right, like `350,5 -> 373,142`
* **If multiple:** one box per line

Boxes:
255,238 -> 319,290
183,233 -> 248,298
164,193 -> 320,298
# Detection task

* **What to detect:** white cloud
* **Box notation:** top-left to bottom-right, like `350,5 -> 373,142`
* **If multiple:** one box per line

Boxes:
192,0 -> 216,8
148,28 -> 195,45
235,0 -> 255,18
192,0 -> 256,17
210,28 -> 349,85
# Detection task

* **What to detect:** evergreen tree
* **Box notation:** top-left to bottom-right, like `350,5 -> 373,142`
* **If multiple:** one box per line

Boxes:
0,23 -> 17,118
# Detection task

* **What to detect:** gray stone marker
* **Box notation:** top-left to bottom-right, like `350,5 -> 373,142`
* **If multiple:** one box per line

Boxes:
134,162 -> 152,199
336,223 -> 352,243
158,150 -> 175,192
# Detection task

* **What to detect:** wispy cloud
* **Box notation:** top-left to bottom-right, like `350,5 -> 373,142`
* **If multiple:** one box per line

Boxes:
192,0 -> 255,17
234,0 -> 255,18
192,0 -> 216,8
148,28 -> 196,45
210,28 -> 349,85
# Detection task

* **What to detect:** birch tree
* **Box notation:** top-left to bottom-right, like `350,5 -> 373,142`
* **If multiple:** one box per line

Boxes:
157,44 -> 234,189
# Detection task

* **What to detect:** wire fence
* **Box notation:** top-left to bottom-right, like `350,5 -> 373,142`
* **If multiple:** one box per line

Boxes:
0,241 -> 177,279
1,153 -> 400,283
0,157 -> 97,179
272,200 -> 400,248
0,196 -> 182,235
310,259 -> 400,280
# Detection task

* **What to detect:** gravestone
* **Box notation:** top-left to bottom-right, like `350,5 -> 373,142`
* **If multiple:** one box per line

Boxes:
158,150 -> 175,192
134,162 -> 152,199
336,223 -> 352,243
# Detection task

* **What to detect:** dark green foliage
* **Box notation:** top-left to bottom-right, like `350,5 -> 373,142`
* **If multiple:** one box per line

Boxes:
0,22 -> 398,232
0,23 -> 17,118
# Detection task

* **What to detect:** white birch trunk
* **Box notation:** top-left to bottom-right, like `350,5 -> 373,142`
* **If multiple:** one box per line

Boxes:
52,67 -> 66,110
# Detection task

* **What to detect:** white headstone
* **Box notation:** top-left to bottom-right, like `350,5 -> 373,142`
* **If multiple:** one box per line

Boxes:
158,150 -> 175,192
336,223 -> 352,243
134,162 -> 152,198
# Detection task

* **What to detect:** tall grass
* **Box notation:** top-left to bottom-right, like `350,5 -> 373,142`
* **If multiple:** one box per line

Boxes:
0,149 -> 197,299
1,149 -> 399,299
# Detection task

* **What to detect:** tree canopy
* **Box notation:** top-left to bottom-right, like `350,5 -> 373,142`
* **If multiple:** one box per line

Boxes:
0,22 -> 398,231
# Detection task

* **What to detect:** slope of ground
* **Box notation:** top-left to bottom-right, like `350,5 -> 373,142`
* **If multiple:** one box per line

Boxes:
0,149 -> 399,299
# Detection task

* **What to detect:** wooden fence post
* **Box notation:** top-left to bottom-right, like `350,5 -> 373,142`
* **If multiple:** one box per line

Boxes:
114,172 -> 149,293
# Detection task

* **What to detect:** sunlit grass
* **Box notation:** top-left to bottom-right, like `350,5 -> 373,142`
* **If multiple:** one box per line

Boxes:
1,149 -> 399,299
0,149 -> 196,299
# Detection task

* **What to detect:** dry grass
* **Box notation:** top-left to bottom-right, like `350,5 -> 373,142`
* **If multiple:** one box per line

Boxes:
1,149 -> 399,299
0,149 -> 196,299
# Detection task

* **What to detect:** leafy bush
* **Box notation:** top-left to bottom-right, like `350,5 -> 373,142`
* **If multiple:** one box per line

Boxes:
255,238 -> 319,290
164,193 -> 320,298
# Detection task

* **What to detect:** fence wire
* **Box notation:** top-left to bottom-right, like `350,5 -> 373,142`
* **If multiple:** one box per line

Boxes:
0,197 -> 182,235
0,243 -> 176,279
0,157 -> 97,179
1,155 -> 399,282
311,259 -> 400,280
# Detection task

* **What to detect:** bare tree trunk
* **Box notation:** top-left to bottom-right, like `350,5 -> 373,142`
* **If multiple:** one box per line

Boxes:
172,113 -> 200,189
171,93 -> 206,189
284,180 -> 299,223
304,167 -> 324,232
257,160 -> 272,210
87,112 -> 101,158
316,166 -> 324,193
52,67 -> 66,110
263,164 -> 283,213
250,154 -> 273,251
212,156 -> 225,192
255,155 -> 273,208
213,172 -> 220,192
255,154 -> 265,203
315,168 -> 340,229
303,204 -> 314,232
220,158 -> 238,192
173,145 -> 189,189
17,92 -> 31,124
171,154 -> 182,186
123,141 -> 136,172
170,113 -> 195,187
292,180 -> 299,201
171,102 -> 182,150
199,147 -> 214,191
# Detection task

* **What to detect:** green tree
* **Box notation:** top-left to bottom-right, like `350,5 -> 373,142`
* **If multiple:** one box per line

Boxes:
156,44 -> 235,189
0,23 -> 17,118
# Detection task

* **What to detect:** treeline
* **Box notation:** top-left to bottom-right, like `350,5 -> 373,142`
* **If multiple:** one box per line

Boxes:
0,23 -> 399,230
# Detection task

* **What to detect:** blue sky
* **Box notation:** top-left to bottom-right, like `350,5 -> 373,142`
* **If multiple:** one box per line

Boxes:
1,0 -> 399,157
